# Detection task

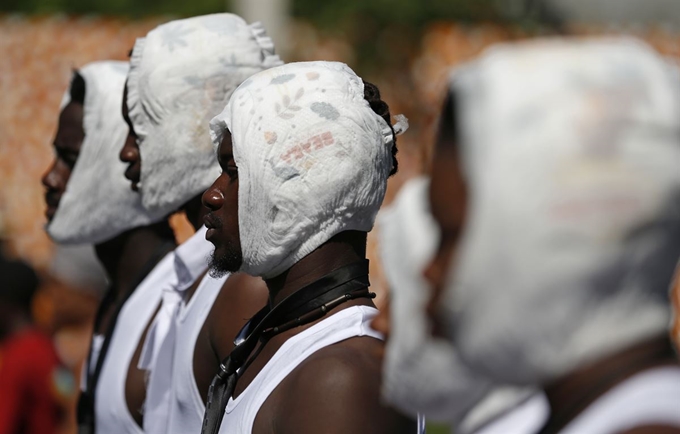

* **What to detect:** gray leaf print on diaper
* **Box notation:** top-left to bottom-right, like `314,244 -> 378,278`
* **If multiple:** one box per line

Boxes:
160,24 -> 195,51
310,102 -> 339,120
270,74 -> 296,85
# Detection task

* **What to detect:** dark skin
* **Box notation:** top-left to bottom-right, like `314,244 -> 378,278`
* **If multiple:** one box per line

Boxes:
201,131 -> 415,434
42,97 -> 177,427
118,82 -> 268,404
423,95 -> 680,434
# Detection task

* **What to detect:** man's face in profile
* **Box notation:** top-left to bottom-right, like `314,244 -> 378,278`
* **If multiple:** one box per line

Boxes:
42,101 -> 85,221
119,84 -> 142,192
202,130 -> 243,276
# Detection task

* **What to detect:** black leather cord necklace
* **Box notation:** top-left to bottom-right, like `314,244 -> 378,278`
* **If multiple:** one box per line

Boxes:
201,259 -> 375,434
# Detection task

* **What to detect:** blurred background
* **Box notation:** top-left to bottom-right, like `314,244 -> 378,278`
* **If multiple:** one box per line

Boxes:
1,0 -> 680,432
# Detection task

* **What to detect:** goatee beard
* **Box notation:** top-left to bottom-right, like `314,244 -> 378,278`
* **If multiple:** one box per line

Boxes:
209,246 -> 244,278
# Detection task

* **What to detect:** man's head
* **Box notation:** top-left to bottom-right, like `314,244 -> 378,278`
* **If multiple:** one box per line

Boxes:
121,14 -> 282,217
42,72 -> 85,222
434,38 -> 680,385
204,61 -> 406,279
44,61 -> 166,245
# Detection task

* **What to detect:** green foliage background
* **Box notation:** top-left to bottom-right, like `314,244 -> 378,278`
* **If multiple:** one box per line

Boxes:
0,0 -> 500,21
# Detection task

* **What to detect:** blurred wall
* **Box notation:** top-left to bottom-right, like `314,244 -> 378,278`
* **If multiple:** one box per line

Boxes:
3,13 -> 680,301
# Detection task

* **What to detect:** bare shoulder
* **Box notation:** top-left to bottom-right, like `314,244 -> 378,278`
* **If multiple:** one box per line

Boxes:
208,273 -> 268,359
273,336 -> 415,434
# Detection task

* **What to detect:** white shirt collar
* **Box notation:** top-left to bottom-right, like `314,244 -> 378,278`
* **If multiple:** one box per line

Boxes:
173,226 -> 212,291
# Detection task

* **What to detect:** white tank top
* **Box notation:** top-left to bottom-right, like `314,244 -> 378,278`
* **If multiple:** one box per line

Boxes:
559,365 -> 680,434
92,251 -> 174,434
161,273 -> 225,433
220,305 -> 421,434
470,393 -> 549,434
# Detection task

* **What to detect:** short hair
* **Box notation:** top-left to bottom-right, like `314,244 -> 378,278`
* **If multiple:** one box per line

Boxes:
363,80 -> 399,176
69,70 -> 86,105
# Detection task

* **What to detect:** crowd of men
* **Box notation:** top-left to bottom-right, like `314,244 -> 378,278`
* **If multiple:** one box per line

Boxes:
1,11 -> 679,434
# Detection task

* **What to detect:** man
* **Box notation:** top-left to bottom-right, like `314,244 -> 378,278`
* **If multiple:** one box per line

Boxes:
119,14 -> 276,434
372,176 -> 548,434
42,61 -> 176,434
428,38 -> 680,433
0,255 -> 73,434
201,61 -> 415,434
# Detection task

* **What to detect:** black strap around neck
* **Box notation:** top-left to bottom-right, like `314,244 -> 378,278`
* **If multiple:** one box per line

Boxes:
201,260 -> 375,434
77,239 -> 175,434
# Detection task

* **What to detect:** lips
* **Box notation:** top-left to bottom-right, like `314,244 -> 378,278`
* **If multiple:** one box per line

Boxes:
124,164 -> 140,189
203,213 -> 221,230
44,192 -> 61,220
203,213 -> 222,242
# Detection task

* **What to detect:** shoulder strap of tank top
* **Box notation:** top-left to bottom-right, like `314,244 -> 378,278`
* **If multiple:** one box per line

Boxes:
201,259 -> 376,434
537,337 -> 677,434
77,239 -> 175,434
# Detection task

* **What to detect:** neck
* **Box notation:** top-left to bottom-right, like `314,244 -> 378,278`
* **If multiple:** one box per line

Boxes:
542,335 -> 676,430
264,231 -> 367,308
183,194 -> 208,231
95,220 -> 176,297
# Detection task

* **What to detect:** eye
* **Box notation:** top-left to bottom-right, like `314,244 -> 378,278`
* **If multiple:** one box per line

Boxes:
226,166 -> 238,181
58,149 -> 79,168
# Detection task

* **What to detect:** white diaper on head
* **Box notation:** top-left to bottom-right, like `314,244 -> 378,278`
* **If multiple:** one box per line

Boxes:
210,61 -> 406,278
48,61 -> 166,244
127,13 -> 282,216
443,37 -> 680,385
378,176 -> 495,423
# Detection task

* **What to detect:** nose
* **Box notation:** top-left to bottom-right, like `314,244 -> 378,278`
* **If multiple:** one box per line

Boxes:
119,134 -> 139,164
202,181 -> 225,211
42,162 -> 62,191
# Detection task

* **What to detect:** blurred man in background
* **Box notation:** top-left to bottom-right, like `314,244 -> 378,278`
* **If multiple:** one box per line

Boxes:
0,252 -> 74,434
372,175 -> 548,434
43,61 -> 177,434
119,14 -> 277,434
429,38 -> 680,433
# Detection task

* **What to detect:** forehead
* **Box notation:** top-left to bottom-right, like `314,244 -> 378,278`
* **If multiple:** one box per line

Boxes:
56,102 -> 84,148
219,129 -> 233,151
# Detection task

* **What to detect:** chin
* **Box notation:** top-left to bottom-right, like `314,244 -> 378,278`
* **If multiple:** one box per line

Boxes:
209,245 -> 243,277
